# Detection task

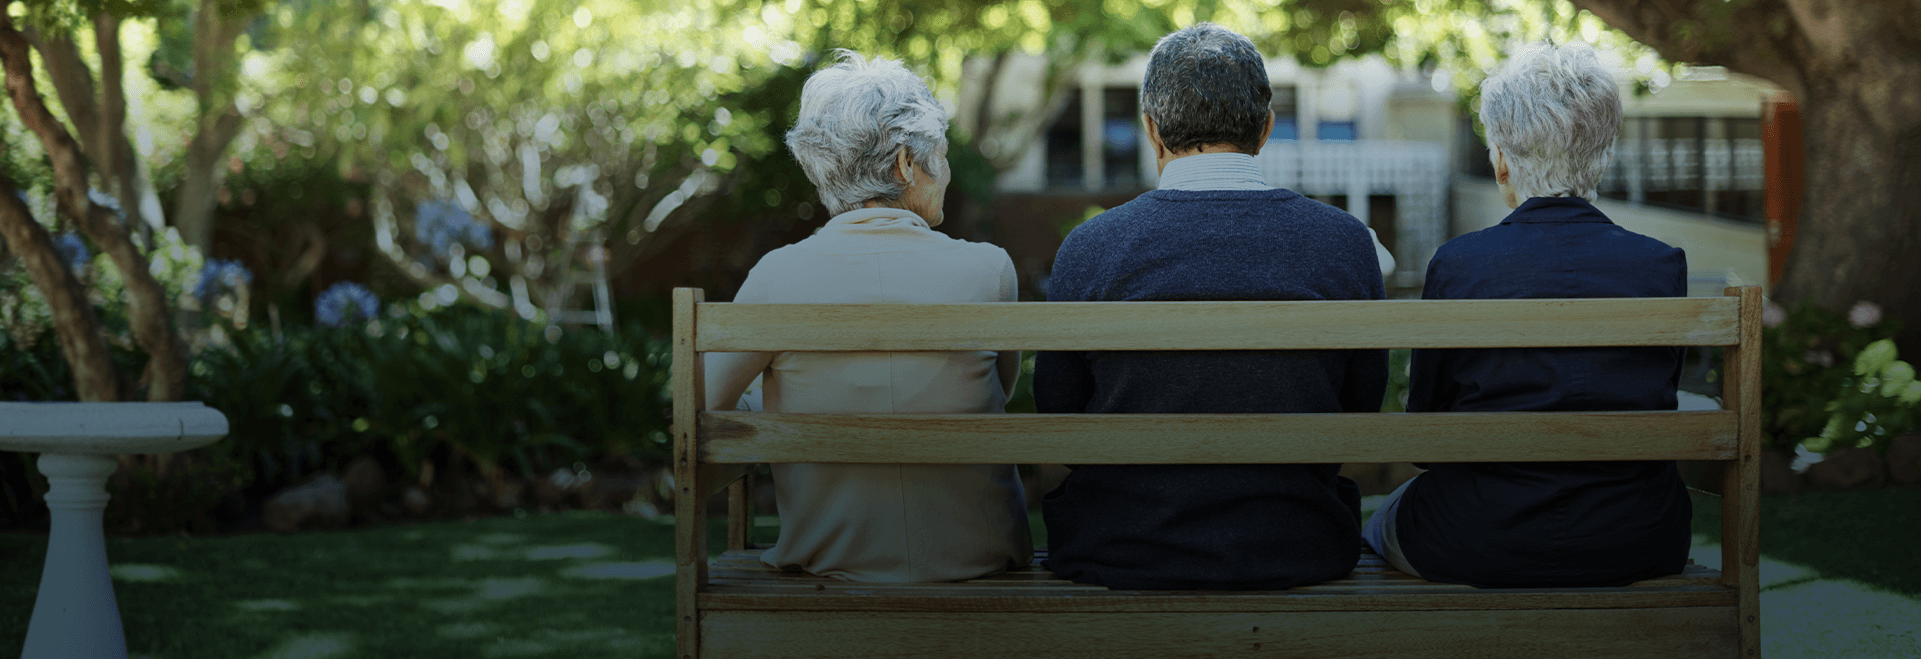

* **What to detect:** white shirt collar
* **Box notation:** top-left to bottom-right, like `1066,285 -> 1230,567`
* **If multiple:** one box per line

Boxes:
1156,152 -> 1270,191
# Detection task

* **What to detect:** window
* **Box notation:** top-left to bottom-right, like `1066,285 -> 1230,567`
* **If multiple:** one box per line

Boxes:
1599,117 -> 1764,223
1317,121 -> 1357,141
1102,88 -> 1141,189
1044,93 -> 1084,189
1271,86 -> 1299,141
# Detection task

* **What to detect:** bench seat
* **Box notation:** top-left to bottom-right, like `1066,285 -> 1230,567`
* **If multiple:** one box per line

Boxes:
698,548 -> 1740,658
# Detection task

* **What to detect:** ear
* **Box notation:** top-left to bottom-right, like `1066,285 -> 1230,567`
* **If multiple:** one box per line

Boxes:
1493,147 -> 1510,185
1144,114 -> 1167,160
1253,109 -> 1274,155
894,148 -> 916,185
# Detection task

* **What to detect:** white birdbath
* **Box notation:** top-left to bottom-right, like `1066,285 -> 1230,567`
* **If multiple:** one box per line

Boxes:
0,402 -> 229,659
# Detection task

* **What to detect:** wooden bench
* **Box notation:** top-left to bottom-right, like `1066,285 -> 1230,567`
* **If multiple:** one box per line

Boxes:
669,286 -> 1763,659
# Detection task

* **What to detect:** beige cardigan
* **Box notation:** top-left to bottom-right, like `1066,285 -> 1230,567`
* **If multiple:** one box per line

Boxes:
703,207 -> 1033,582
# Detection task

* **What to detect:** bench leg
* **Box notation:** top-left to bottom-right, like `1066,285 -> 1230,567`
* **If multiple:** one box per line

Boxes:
22,453 -> 128,659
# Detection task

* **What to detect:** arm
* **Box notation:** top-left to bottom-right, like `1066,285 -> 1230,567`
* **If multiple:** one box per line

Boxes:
994,252 -> 1021,398
1368,227 -> 1396,279
694,270 -> 777,498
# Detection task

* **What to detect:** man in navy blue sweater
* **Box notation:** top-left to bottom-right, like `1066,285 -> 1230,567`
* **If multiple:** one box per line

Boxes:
1035,23 -> 1388,591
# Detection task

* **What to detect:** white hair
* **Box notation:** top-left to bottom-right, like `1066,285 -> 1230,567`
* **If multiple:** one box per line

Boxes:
1479,42 -> 1622,201
785,50 -> 949,216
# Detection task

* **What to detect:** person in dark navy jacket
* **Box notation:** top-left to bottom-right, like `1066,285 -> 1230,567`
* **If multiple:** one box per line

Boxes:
1360,41 -> 1692,588
1036,23 -> 1387,591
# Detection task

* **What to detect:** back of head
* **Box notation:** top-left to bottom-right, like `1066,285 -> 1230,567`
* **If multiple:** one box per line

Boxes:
1142,23 -> 1273,154
1479,42 -> 1623,201
785,51 -> 950,216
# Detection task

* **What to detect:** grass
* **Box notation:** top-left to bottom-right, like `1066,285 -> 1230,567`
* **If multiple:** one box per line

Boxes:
2,490 -> 1916,658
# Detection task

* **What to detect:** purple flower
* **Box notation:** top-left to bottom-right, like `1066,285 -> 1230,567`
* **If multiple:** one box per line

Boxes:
315,281 -> 380,328
54,233 -> 89,272
194,259 -> 253,303
413,200 -> 493,261
1847,301 -> 1883,329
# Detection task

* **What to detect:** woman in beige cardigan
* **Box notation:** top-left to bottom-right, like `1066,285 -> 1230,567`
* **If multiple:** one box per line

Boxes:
701,51 -> 1032,583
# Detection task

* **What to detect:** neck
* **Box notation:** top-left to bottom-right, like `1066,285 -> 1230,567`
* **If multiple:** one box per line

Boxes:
1156,144 -> 1253,175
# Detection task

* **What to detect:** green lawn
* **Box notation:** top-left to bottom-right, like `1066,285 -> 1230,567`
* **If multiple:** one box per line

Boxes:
2,490 -> 1916,659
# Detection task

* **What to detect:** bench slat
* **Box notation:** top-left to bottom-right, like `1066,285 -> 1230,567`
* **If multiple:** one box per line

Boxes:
701,586 -> 1737,613
699,608 -> 1739,658
695,297 -> 1740,351
700,411 -> 1738,464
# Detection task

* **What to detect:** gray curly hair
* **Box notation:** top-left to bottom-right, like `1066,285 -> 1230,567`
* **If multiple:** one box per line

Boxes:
785,51 -> 949,216
1479,42 -> 1623,201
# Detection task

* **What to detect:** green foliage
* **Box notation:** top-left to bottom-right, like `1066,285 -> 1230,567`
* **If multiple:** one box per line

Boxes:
189,304 -> 674,485
1381,348 -> 1412,413
1760,301 -> 1918,453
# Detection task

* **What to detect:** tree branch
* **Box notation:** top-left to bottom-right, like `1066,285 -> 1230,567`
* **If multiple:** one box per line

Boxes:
22,29 -> 103,166
0,14 -> 186,402
0,167 -> 119,401
1572,0 -> 1806,97
172,0 -> 255,252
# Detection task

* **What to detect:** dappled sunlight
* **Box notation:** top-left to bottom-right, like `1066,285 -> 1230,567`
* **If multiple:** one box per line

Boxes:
234,599 -> 302,613
1689,536 -> 1921,656
383,576 -> 474,591
109,564 -> 184,583
326,594 -> 388,608
479,628 -> 646,658
524,542 -> 616,560
421,576 -> 549,614
452,543 -> 510,561
559,561 -> 675,581
435,621 -> 496,640
477,577 -> 545,600
1688,537 -> 1822,589
249,632 -> 355,659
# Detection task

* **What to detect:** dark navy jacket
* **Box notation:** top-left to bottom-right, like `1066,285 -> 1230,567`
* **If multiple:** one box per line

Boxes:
1036,188 -> 1387,590
1397,195 -> 1692,588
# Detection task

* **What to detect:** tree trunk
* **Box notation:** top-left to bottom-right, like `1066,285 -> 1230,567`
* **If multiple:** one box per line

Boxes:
0,170 -> 119,402
172,0 -> 253,253
1573,0 -> 1921,355
1775,73 -> 1921,358
0,15 -> 187,402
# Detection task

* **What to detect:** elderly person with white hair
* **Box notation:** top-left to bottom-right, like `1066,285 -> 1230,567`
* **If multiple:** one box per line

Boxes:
1363,42 -> 1690,588
701,51 -> 1031,583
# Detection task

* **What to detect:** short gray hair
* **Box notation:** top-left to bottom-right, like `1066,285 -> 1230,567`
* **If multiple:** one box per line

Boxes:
1479,42 -> 1622,201
1141,23 -> 1272,153
785,51 -> 949,216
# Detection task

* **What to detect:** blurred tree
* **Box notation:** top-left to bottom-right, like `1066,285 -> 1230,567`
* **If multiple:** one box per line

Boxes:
0,0 -> 265,402
1567,0 -> 1921,357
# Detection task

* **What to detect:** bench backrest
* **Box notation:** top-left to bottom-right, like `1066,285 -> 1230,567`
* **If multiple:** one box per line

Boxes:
669,286 -> 1763,659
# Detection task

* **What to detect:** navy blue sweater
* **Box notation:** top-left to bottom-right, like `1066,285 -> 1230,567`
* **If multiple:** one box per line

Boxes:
1036,188 -> 1388,590
1399,196 -> 1691,588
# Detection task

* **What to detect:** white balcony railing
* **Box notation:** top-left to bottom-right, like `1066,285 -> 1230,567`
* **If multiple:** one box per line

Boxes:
1255,140 -> 1450,288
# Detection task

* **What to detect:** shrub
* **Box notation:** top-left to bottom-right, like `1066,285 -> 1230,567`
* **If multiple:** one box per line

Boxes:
1761,300 -> 1919,452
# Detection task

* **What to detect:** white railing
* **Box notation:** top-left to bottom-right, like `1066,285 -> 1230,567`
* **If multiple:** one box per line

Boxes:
1607,138 -> 1765,193
1255,140 -> 1450,288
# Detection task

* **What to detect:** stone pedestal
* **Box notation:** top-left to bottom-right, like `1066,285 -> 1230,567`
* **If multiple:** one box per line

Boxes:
1,402 -> 228,659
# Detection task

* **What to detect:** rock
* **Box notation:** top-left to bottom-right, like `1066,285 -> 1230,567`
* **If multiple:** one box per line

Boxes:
580,474 -> 650,511
1806,447 -> 1887,490
1885,434 -> 1921,487
342,456 -> 386,510
489,477 -> 526,510
1759,448 -> 1799,495
534,468 -> 589,506
262,474 -> 350,532
400,485 -> 433,516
